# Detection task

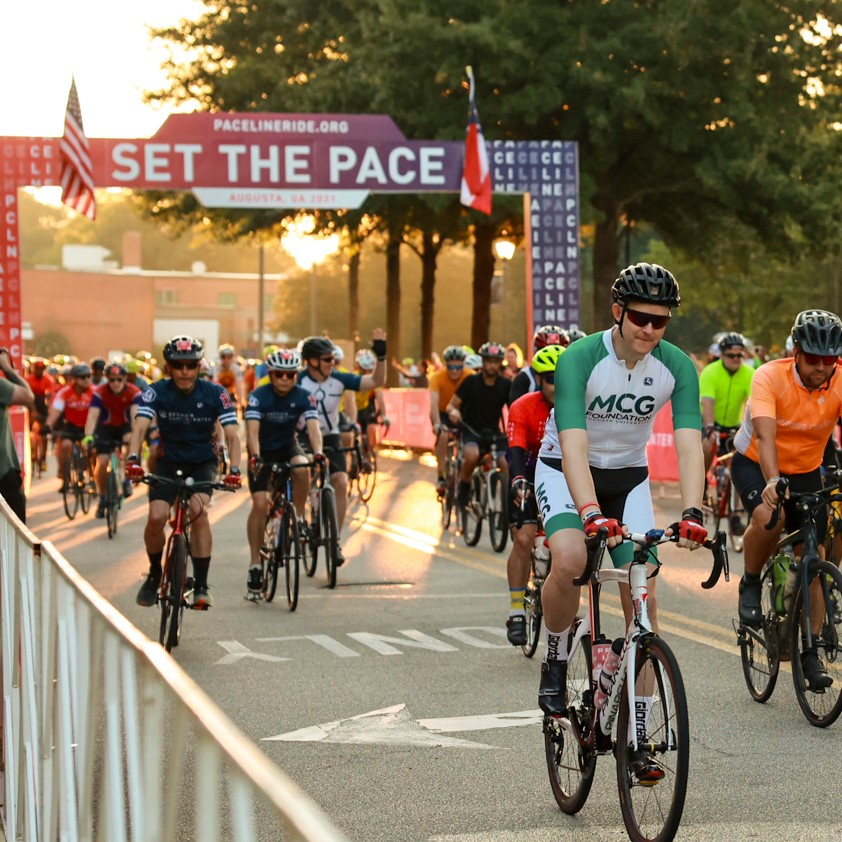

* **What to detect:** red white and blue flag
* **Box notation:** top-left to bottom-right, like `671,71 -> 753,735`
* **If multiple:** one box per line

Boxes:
460,66 -> 492,215
60,77 -> 96,220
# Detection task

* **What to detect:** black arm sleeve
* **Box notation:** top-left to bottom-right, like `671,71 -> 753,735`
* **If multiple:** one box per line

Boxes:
508,445 -> 529,481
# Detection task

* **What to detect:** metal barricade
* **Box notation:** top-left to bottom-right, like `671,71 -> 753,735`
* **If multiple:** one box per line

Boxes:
0,498 -> 349,841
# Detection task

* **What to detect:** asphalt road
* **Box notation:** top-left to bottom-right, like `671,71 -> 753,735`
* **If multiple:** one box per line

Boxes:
26,449 -> 842,841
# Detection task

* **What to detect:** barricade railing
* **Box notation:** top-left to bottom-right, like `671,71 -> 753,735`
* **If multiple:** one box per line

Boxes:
0,497 -> 349,841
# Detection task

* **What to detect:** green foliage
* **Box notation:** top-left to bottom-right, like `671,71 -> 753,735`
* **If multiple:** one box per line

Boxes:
32,329 -> 72,358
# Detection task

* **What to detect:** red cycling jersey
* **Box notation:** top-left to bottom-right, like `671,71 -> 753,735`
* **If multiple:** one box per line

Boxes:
90,381 -> 141,427
507,390 -> 552,454
51,384 -> 94,428
25,372 -> 56,398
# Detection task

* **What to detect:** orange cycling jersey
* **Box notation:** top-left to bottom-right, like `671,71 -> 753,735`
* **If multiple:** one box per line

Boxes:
734,358 -> 842,474
428,367 -> 471,413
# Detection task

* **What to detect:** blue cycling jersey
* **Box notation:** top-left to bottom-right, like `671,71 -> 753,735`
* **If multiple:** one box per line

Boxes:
137,378 -> 237,464
245,383 -> 318,451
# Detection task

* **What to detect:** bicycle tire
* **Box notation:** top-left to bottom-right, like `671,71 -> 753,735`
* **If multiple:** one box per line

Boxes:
321,486 -> 339,589
283,504 -> 301,611
76,450 -> 92,515
488,470 -> 508,553
441,445 -> 457,529
261,511 -> 280,603
165,535 -> 187,652
62,458 -> 79,520
545,623 -> 596,813
302,502 -> 318,577
522,577 -> 542,658
616,636 -> 689,842
790,559 -> 842,727
358,445 -> 377,503
738,562 -> 780,703
461,473 -> 483,546
106,465 -> 120,539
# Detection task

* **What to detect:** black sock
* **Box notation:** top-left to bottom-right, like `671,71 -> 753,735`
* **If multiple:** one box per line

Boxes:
192,556 -> 211,588
743,572 -> 760,585
147,551 -> 163,574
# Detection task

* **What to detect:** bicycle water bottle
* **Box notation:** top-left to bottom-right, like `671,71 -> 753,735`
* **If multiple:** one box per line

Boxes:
533,532 -> 550,577
594,638 -> 624,710
783,561 -> 799,614
772,552 -> 789,614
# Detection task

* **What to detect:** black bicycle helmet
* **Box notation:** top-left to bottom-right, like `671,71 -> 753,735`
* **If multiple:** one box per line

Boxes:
612,263 -> 681,308
300,336 -> 336,361
718,332 -> 746,353
162,335 -> 204,362
90,357 -> 106,371
478,341 -> 506,360
791,310 -> 842,355
533,324 -> 568,350
70,363 -> 91,378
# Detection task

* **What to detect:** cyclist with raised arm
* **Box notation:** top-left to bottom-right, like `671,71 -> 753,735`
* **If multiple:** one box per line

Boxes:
731,310 -> 842,689
446,341 -> 511,510
296,330 -> 387,562
244,348 -> 324,595
354,349 -> 388,465
535,263 -> 707,783
128,336 -> 242,610
504,344 -> 564,645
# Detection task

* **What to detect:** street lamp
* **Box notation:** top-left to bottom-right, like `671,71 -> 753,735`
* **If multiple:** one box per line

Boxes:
281,216 -> 340,336
494,240 -> 516,341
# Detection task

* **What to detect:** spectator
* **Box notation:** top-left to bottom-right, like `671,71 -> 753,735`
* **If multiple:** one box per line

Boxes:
0,349 -> 35,522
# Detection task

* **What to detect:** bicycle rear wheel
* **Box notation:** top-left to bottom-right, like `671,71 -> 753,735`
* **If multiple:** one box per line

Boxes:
165,535 -> 187,652
461,474 -> 483,546
62,458 -> 79,520
790,560 -> 842,727
488,470 -> 508,553
738,562 -> 780,703
545,622 -> 596,813
106,466 -> 120,539
283,504 -> 301,611
358,445 -> 377,503
321,486 -> 339,589
616,636 -> 688,842
261,511 -> 281,602
521,577 -> 542,658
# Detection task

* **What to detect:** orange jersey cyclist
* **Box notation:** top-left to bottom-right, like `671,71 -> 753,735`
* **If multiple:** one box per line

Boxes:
731,310 -> 842,690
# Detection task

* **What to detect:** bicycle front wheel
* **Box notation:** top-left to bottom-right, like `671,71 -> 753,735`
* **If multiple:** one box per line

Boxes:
616,636 -> 689,842
790,560 -> 842,727
521,577 -> 542,659
106,466 -> 120,539
63,458 -> 79,520
461,473 -> 483,546
164,535 -> 187,652
545,622 -> 596,813
283,504 -> 301,611
321,486 -> 340,589
488,470 -> 508,553
738,562 -> 780,703
261,512 -> 280,603
77,451 -> 92,515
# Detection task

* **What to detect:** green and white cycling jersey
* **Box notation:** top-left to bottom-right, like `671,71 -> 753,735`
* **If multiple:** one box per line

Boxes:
538,330 -> 702,468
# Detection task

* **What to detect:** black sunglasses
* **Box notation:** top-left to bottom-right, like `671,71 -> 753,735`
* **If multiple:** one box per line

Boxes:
723,352 -> 744,360
624,308 -> 671,330
541,372 -> 556,385
171,361 -> 200,371
271,370 -> 297,379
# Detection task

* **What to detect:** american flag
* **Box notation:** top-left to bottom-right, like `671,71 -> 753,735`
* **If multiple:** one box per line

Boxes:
460,66 -> 492,215
60,77 -> 96,220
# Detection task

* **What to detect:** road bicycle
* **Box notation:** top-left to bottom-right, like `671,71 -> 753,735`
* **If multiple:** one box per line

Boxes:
520,508 -> 550,659
545,525 -> 728,842
140,471 -> 236,652
459,423 -> 509,553
346,420 -> 386,504
29,417 -> 48,479
58,432 -> 96,520
438,425 -> 461,530
735,476 -> 842,727
102,447 -> 125,539
703,426 -> 746,552
249,460 -> 302,611
301,457 -> 342,588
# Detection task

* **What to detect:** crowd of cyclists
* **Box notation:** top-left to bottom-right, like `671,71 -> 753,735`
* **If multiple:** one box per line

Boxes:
19,259 -> 842,782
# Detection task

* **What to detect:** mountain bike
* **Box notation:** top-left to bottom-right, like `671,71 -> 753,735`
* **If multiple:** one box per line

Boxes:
301,457 -> 341,588
58,432 -> 95,520
545,526 -> 728,842
438,425 -> 460,530
735,476 -> 842,727
103,447 -> 125,539
459,424 -> 509,553
140,472 -> 237,652
703,426 -> 746,552
249,460 -> 302,611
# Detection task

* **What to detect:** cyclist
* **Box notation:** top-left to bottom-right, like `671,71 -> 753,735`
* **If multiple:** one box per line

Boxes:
731,310 -> 842,688
128,335 -> 242,610
125,359 -> 149,390
297,330 -> 387,559
90,357 -> 107,387
535,263 -> 707,782
429,345 -> 472,498
82,363 -> 141,518
510,325 -> 569,403
25,358 -> 55,473
213,344 -> 244,411
354,349 -> 388,465
245,348 -> 324,595
699,332 -> 754,474
46,363 -> 95,492
566,325 -> 588,344
446,341 -> 512,510
504,344 -> 564,645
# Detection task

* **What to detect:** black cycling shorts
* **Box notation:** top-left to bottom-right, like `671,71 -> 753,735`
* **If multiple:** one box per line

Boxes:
248,444 -> 306,493
147,460 -> 217,506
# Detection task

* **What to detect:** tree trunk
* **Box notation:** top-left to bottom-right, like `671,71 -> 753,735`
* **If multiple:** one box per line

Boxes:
385,229 -> 402,387
592,210 -> 621,331
347,247 -> 360,348
420,231 -> 437,362
470,222 -> 495,349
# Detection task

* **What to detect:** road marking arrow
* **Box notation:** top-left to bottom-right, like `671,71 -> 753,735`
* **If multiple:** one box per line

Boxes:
263,704 -> 542,748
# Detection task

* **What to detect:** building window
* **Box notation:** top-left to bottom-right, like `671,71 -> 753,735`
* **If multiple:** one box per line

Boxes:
218,293 -> 237,308
156,289 -> 177,305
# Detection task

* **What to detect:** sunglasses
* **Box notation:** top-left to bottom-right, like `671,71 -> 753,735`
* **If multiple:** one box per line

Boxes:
723,352 -> 744,360
624,308 -> 671,330
446,364 -> 463,371
171,361 -> 199,371
76,374 -> 91,379
320,356 -> 335,363
271,370 -> 297,380
802,351 -> 839,366
541,372 -> 556,385
107,377 -> 125,383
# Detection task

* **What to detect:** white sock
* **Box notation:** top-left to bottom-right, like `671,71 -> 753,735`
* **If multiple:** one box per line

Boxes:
544,624 -> 572,663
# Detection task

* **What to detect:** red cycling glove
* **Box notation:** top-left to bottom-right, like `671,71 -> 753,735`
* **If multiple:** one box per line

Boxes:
126,455 -> 145,482
674,519 -> 708,544
582,511 -> 624,539
224,467 -> 242,489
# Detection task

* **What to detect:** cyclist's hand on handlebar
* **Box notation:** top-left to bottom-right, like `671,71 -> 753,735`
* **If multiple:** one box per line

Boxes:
511,476 -> 532,502
248,455 -> 262,475
761,476 -> 787,510
313,452 -> 327,467
666,506 -> 707,549
223,466 -> 242,488
582,510 -> 626,547
81,434 -> 94,452
126,454 -> 145,482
